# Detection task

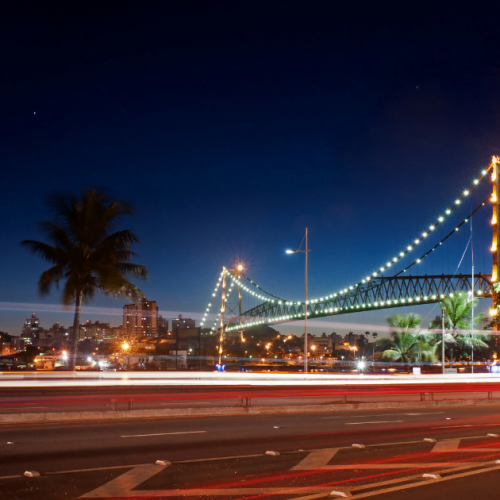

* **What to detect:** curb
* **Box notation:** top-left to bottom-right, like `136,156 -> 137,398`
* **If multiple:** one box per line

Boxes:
2,398 -> 500,424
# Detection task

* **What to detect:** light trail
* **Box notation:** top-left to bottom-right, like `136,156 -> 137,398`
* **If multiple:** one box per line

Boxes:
1,371 -> 500,387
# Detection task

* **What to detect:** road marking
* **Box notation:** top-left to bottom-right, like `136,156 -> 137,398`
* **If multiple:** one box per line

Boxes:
432,424 -> 500,429
346,420 -> 404,425
404,412 -> 444,415
345,464 -> 500,499
81,462 -> 500,498
80,463 -> 170,498
292,448 -> 340,470
323,412 -> 443,419
431,437 -> 500,453
431,439 -> 461,452
83,487 -> 333,498
121,431 -> 206,438
293,463 -> 486,469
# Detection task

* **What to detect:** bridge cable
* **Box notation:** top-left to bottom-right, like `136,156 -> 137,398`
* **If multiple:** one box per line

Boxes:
394,195 -> 490,277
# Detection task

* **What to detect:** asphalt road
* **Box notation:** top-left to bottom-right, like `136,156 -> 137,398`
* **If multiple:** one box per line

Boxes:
2,404 -> 500,498
1,383 -> 500,413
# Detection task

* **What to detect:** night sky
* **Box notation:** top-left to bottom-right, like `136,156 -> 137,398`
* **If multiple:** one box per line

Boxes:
1,1 -> 500,336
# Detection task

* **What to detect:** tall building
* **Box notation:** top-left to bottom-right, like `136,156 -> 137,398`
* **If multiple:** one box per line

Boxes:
172,315 -> 196,333
22,313 -> 41,337
123,299 -> 159,337
69,321 -> 110,341
21,313 -> 42,345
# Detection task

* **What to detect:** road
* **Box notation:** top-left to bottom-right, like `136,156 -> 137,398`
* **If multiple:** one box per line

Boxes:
1,383 -> 500,414
2,404 -> 500,498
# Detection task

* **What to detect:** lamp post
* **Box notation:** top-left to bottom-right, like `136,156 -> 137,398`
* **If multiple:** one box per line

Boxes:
286,228 -> 311,374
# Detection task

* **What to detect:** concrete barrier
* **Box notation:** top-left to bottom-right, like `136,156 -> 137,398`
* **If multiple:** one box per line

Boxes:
2,398 -> 500,424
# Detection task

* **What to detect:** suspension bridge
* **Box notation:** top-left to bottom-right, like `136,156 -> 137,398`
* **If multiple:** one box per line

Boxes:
200,157 -> 500,348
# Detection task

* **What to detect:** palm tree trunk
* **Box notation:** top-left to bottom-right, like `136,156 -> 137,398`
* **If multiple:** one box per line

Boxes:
71,291 -> 83,370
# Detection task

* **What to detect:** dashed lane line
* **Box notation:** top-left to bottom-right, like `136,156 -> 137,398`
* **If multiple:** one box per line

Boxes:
323,412 -> 444,419
344,463 -> 500,499
121,431 -> 206,438
346,420 -> 404,425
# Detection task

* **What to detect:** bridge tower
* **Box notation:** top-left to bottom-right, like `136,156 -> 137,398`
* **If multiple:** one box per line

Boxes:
492,157 -> 500,324
224,265 -> 245,340
218,267 -> 227,365
218,265 -> 245,364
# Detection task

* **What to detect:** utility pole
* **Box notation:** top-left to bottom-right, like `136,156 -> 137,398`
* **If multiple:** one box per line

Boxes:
471,217 -> 475,374
305,227 -> 308,374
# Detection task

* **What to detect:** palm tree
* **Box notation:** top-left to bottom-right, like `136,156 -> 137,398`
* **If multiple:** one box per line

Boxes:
21,188 -> 148,369
429,293 -> 488,354
378,313 -> 430,364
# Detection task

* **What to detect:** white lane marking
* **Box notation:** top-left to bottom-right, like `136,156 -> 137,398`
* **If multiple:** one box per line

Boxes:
346,420 -> 404,425
404,412 -> 444,415
323,412 -> 443,419
80,463 -> 170,498
121,431 -> 206,438
292,463 -> 486,470
431,437 -> 500,453
432,424 -> 500,429
432,439 -> 461,452
344,464 -> 500,499
82,487 -> 333,498
292,448 -> 340,470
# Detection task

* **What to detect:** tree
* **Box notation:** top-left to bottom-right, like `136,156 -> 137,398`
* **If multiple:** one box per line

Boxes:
378,313 -> 430,364
21,188 -> 148,369
429,293 -> 488,356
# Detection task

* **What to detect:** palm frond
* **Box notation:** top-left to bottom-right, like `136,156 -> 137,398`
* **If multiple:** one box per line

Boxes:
21,240 -> 59,263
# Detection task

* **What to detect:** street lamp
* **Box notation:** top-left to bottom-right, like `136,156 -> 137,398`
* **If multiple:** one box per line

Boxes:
286,228 -> 311,374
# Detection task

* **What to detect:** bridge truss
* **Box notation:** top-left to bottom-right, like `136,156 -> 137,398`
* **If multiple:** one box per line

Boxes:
225,273 -> 494,331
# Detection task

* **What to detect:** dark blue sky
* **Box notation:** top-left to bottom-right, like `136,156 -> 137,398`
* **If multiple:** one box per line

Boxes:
1,1 -> 499,336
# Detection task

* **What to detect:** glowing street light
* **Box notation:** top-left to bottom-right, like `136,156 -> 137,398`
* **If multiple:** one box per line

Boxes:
122,342 -> 130,352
